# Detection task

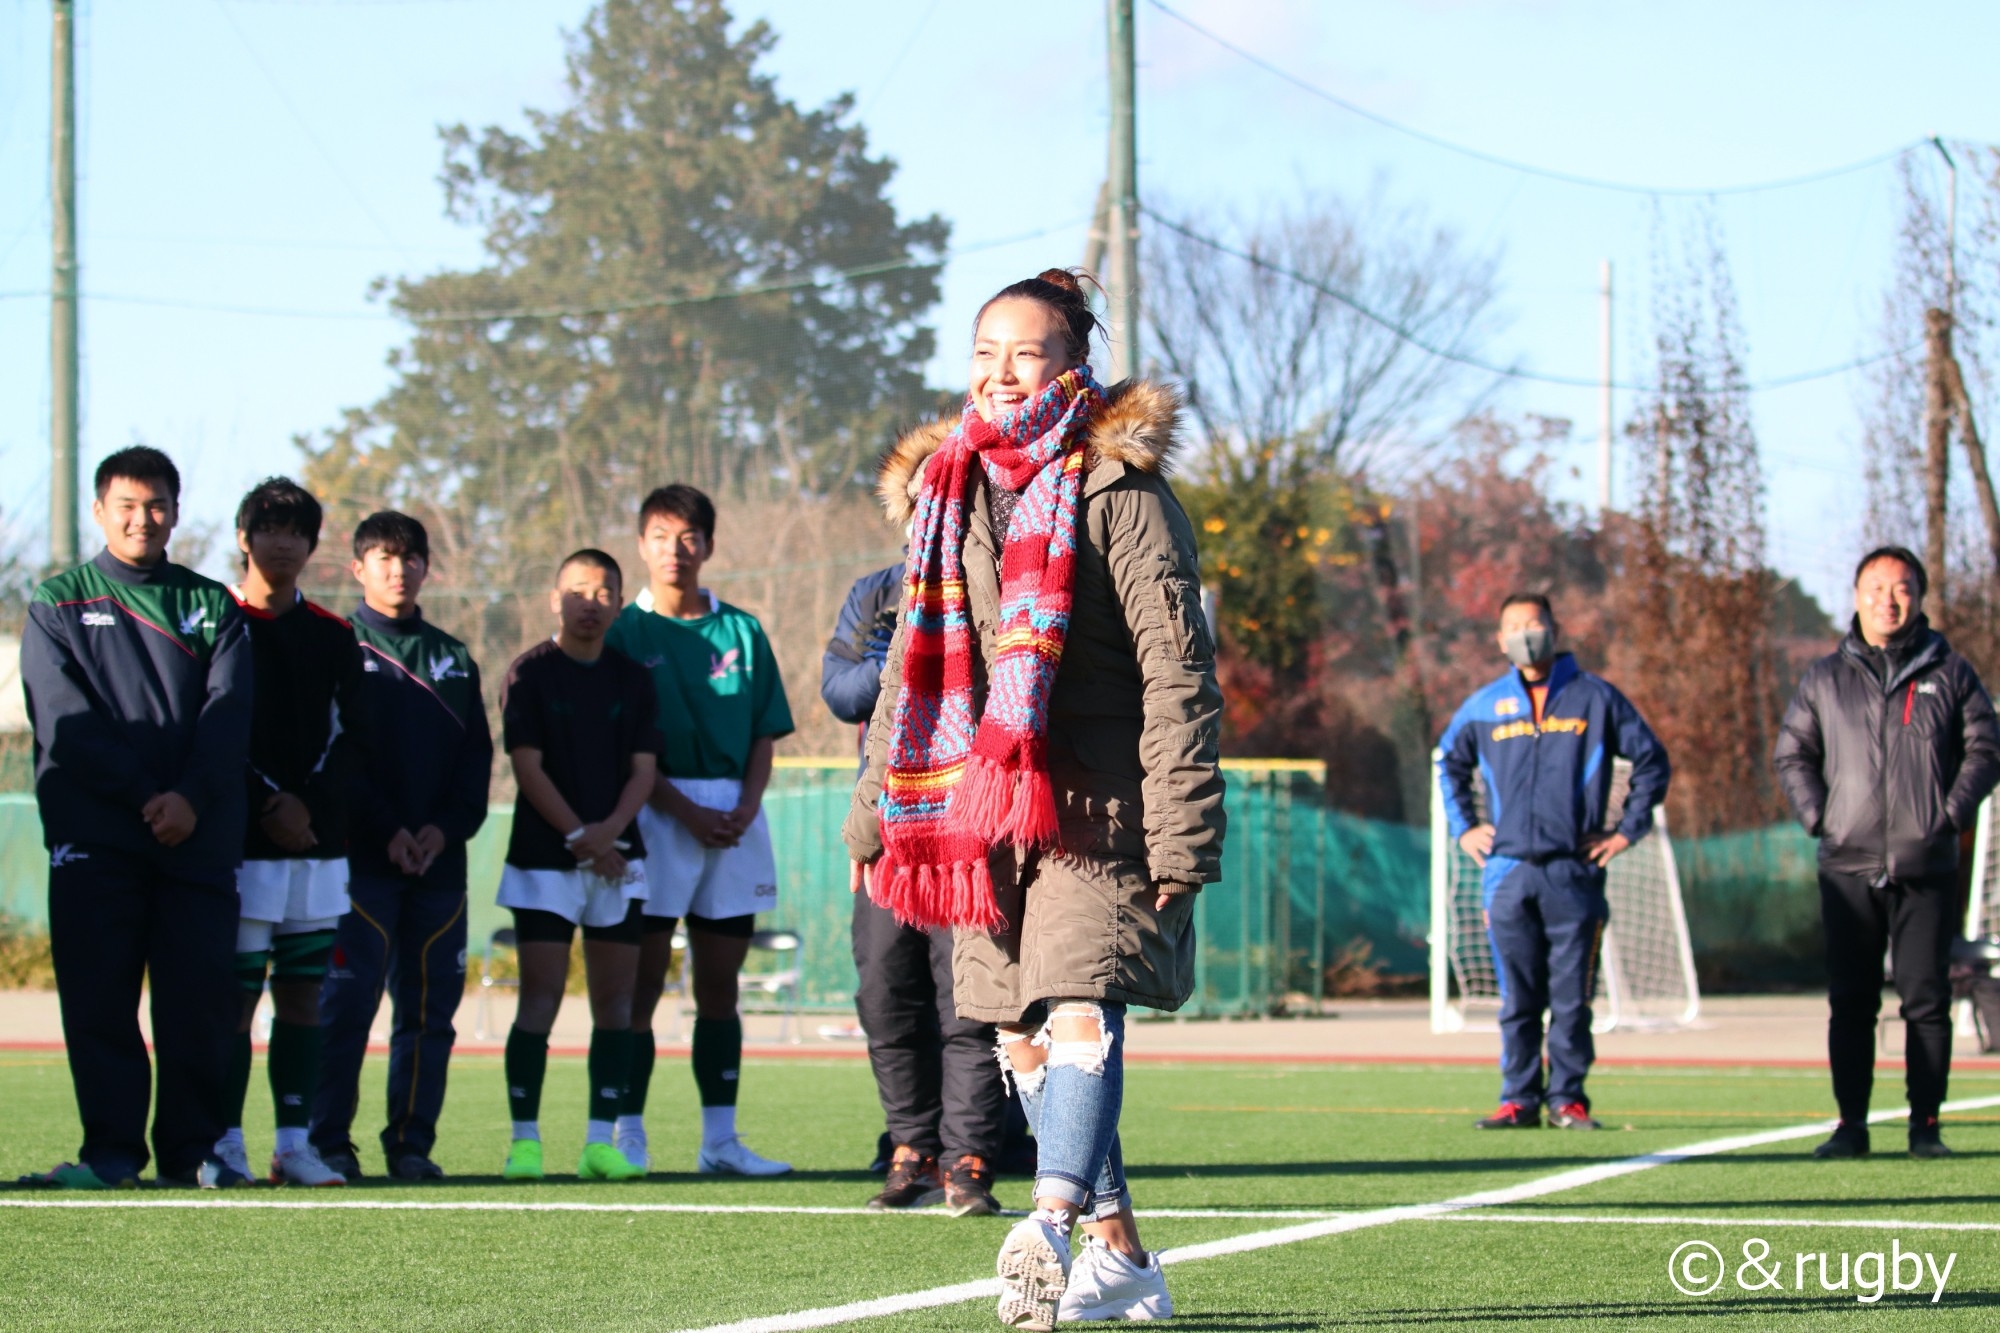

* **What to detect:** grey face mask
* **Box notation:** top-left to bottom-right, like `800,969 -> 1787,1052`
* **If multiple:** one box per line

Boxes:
1502,626 -> 1554,669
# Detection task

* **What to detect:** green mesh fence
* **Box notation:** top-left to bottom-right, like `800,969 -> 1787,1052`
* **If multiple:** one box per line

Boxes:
0,767 -> 1832,1012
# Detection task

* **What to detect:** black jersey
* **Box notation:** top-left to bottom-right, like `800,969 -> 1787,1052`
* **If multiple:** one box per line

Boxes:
500,640 -> 661,871
234,590 -> 367,861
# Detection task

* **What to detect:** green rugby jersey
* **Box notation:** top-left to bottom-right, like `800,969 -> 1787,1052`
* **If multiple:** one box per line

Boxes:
607,590 -> 794,780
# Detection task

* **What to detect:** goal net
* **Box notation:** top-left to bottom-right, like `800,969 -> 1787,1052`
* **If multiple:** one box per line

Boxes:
1429,752 -> 1700,1033
1970,798 -> 2000,942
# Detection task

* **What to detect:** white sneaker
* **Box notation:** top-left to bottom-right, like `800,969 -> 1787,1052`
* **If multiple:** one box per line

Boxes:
616,1128 -> 650,1171
696,1136 -> 791,1176
1058,1236 -> 1173,1321
212,1135 -> 251,1182
269,1143 -> 347,1187
996,1209 -> 1073,1331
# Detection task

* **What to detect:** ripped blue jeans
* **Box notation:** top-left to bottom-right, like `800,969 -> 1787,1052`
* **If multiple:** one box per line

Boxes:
1001,1001 -> 1129,1220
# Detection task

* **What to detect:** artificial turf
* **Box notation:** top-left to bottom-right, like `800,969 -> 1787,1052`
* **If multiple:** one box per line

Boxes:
0,1051 -> 1994,1330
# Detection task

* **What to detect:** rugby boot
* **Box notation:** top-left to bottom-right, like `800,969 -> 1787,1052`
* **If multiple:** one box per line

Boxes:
271,1143 -> 347,1187
1057,1235 -> 1173,1322
1910,1118 -> 1952,1158
698,1136 -> 791,1177
867,1146 -> 942,1210
944,1154 -> 1001,1217
501,1138 -> 545,1181
577,1142 -> 647,1182
996,1208 -> 1073,1331
1474,1101 -> 1540,1129
1812,1122 -> 1871,1158
1546,1101 -> 1602,1130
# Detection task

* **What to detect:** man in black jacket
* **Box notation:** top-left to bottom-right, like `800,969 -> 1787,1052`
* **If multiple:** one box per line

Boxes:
22,446 -> 253,1189
1774,545 -> 2000,1159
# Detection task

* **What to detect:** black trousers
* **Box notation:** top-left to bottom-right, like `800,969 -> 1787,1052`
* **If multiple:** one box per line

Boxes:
311,869 -> 467,1162
851,890 -> 1005,1162
48,845 -> 237,1179
1820,867 -> 1957,1125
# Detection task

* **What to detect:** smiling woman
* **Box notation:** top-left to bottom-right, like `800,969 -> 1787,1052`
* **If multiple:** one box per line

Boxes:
845,267 -> 1224,1328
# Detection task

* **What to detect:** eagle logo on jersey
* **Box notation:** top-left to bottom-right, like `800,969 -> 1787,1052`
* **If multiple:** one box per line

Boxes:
709,648 -> 741,682
179,608 -> 214,635
427,653 -> 468,683
79,610 -> 115,627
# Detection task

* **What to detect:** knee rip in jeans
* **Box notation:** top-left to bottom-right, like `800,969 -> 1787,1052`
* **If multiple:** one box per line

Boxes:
995,1028 -> 1044,1098
1044,1001 -> 1114,1076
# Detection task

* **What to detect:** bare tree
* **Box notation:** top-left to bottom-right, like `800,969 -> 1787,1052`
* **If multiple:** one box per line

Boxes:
1142,189 -> 1504,483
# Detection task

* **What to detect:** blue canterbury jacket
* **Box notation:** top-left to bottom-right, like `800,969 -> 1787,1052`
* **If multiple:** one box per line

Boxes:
1436,653 -> 1670,888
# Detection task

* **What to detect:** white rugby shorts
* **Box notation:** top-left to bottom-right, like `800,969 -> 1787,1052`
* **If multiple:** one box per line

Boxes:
237,857 -> 350,930
495,861 -> 648,928
640,777 -> 779,922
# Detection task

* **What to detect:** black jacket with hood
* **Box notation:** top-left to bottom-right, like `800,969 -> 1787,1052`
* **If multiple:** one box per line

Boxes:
1773,615 -> 2000,881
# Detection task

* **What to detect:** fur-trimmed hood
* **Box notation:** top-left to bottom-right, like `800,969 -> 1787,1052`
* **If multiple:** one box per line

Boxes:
875,379 -> 1183,526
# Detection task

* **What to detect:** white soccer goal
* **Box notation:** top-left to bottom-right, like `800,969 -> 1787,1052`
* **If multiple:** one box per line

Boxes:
1970,799 -> 2000,943
1429,752 -> 1701,1034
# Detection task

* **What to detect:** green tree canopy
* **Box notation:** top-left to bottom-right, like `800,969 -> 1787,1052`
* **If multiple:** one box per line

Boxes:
304,0 -> 948,586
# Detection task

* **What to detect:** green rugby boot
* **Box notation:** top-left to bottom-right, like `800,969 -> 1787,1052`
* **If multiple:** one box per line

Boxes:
577,1142 -> 646,1182
501,1138 -> 545,1182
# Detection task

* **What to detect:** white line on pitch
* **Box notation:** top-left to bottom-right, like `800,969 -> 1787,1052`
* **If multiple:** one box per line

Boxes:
0,1196 -> 1348,1222
1438,1212 -> 2000,1233
666,1092 -> 2000,1333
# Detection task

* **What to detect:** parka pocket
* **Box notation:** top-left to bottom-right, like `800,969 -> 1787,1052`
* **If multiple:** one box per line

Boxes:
1155,557 -> 1214,666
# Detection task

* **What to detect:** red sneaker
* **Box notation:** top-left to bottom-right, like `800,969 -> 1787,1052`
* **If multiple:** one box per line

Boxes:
1473,1101 -> 1540,1129
1547,1102 -> 1602,1130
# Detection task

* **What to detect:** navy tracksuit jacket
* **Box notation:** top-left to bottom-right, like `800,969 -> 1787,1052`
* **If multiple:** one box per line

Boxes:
1436,653 -> 1669,1109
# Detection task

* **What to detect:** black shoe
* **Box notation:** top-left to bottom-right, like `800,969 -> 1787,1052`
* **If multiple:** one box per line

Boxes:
866,1148 -> 941,1209
1813,1123 -> 1871,1158
1547,1101 -> 1602,1130
388,1153 -> 445,1182
1910,1119 -> 1952,1159
944,1154 -> 1001,1217
1474,1101 -> 1540,1129
868,1130 -> 893,1175
318,1148 -> 364,1183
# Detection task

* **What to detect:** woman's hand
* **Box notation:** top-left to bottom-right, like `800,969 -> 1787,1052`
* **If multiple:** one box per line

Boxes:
1154,881 -> 1198,912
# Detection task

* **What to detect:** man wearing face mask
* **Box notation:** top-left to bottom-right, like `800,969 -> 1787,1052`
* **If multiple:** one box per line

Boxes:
1437,592 -> 1669,1132
1774,546 -> 2000,1160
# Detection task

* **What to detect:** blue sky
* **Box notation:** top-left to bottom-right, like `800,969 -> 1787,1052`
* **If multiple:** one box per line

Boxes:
3,0 -> 1997,613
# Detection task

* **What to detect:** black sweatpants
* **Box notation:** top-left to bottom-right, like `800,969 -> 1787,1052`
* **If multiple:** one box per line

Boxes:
1820,867 -> 1957,1125
48,845 -> 238,1179
851,890 -> 1005,1163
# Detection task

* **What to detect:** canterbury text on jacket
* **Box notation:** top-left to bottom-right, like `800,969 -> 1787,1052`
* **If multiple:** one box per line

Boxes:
1436,652 -> 1670,888
347,604 -> 492,877
23,549 -> 253,880
1773,617 -> 2000,881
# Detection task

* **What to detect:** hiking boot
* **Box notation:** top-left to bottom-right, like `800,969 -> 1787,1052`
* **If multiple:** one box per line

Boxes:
1812,1122 -> 1871,1158
1547,1101 -> 1602,1130
1910,1119 -> 1952,1159
1474,1101 -> 1540,1129
867,1146 -> 942,1210
944,1153 -> 1000,1217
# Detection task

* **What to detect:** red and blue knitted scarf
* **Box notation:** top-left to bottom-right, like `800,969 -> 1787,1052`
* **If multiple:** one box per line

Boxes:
873,366 -> 1104,930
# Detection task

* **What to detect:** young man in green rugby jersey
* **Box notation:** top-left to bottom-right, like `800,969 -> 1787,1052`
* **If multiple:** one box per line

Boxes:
607,485 -> 795,1177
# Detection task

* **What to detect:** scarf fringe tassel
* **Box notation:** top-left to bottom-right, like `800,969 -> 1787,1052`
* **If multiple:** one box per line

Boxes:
871,857 -> 1005,933
950,752 -> 1060,849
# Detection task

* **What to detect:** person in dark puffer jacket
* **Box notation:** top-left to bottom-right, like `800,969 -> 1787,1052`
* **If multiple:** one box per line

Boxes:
1775,545 -> 2000,1160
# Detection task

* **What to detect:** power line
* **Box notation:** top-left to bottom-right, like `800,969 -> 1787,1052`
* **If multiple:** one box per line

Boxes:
1144,206 -> 1915,394
1147,0 -> 1917,198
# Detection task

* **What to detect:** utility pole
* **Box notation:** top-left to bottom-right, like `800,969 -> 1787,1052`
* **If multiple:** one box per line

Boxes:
1106,0 -> 1139,383
1598,260 -> 1613,519
50,0 -> 80,571
1922,138 -> 1960,609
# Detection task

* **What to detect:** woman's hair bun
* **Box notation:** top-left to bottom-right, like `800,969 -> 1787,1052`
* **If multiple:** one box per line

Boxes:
976,268 -> 1101,362
1036,267 -> 1086,300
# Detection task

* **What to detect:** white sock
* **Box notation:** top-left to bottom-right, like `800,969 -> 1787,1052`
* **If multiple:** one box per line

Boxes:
585,1119 -> 615,1147
614,1114 -> 645,1140
273,1126 -> 307,1156
701,1104 -> 737,1148
511,1121 -> 540,1142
